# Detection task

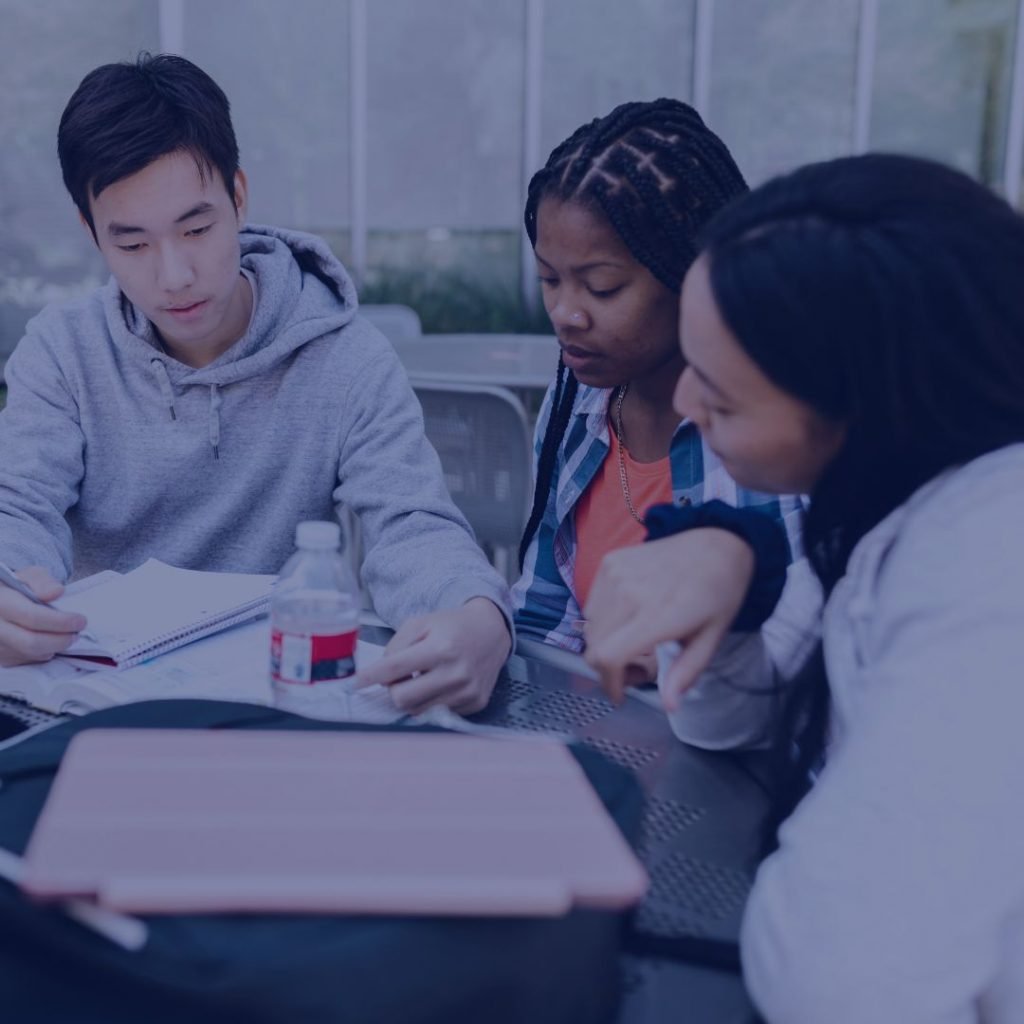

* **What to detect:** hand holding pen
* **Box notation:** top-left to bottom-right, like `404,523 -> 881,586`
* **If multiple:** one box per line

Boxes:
0,561 -> 88,668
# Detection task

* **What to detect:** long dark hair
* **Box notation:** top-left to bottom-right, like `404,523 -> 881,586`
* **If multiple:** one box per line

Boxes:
700,154 -> 1024,847
518,98 -> 748,568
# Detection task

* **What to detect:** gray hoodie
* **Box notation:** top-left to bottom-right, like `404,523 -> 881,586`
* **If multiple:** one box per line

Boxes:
0,224 -> 510,628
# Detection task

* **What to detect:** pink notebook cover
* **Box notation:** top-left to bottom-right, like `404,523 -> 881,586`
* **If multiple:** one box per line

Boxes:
21,729 -> 648,916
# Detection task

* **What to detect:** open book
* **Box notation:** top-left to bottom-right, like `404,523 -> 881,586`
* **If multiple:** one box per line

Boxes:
0,618 -> 391,718
53,559 -> 274,669
0,561 -> 492,730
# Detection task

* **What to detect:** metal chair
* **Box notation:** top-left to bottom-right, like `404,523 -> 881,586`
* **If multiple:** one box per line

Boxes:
411,379 -> 533,581
359,304 -> 423,342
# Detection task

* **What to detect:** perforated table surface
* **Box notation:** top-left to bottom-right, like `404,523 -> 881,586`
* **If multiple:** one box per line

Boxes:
471,643 -> 767,1024
2,633 -> 766,1023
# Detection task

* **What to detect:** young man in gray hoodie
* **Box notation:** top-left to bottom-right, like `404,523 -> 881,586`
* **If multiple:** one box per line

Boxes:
0,54 -> 511,714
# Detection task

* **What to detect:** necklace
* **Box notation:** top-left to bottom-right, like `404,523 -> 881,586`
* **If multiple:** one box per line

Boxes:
614,383 -> 690,525
614,384 -> 645,524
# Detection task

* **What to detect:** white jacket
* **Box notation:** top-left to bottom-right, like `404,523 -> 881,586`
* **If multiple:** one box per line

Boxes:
673,444 -> 1024,1022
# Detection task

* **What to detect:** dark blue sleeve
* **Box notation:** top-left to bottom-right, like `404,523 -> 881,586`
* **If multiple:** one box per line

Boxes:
644,499 -> 791,631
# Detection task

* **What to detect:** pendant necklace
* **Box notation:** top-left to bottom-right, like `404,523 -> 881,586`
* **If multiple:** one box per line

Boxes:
614,383 -> 690,524
614,384 -> 645,524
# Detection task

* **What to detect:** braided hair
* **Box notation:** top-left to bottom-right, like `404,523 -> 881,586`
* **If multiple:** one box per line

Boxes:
518,98 -> 748,568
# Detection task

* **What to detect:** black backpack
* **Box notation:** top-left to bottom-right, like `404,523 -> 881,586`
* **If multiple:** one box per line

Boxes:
0,699 -> 644,1024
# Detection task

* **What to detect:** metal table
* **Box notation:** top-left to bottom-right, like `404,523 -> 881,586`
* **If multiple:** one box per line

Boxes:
484,653 -> 765,1024
372,625 -> 767,1023
392,333 -> 560,421
1,632 -> 767,1023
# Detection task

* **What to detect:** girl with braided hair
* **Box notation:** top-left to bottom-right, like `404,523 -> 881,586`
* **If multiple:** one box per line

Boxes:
512,98 -> 802,660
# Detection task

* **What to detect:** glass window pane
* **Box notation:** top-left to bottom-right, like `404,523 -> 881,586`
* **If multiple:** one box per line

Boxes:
710,0 -> 861,184
0,1 -> 159,364
540,0 -> 696,159
358,0 -> 529,329
366,0 -> 524,231
185,0 -> 351,232
871,0 -> 1019,187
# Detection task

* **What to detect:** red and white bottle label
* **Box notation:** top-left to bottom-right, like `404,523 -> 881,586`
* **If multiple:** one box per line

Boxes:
271,629 -> 357,685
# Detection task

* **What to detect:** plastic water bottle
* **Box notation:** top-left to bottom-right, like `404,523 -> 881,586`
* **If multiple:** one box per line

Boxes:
270,520 -> 360,719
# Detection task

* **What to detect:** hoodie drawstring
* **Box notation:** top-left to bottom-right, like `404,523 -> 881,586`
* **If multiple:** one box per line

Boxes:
209,384 -> 222,461
150,358 -> 223,460
151,358 -> 177,421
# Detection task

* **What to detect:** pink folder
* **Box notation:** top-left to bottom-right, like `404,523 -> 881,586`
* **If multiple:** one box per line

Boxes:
21,729 -> 648,916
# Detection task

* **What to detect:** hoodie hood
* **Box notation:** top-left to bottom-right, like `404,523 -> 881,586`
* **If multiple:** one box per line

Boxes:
102,224 -> 359,457
109,223 -> 359,388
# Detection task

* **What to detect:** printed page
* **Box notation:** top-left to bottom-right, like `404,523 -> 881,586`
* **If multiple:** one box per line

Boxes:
124,627 -> 401,722
1,617 -> 429,727
0,658 -> 100,715
0,573 -> 126,712
28,620 -> 392,718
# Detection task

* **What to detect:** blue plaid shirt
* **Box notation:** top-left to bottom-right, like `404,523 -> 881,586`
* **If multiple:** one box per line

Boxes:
512,381 -> 804,652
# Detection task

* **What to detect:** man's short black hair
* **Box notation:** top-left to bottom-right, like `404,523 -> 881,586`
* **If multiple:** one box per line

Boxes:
58,52 -> 239,235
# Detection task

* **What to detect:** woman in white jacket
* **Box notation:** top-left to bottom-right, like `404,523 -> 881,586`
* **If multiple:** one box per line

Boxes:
583,153 -> 1024,1023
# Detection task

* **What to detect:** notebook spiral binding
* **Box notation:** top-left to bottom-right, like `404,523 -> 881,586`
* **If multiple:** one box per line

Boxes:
116,601 -> 270,669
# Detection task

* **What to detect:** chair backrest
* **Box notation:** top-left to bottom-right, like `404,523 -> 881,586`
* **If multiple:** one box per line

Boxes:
359,304 -> 423,342
390,333 -> 558,390
411,379 -> 533,580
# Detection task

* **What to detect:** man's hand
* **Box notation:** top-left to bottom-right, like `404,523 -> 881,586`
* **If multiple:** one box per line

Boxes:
0,567 -> 87,667
356,597 -> 512,715
583,529 -> 754,709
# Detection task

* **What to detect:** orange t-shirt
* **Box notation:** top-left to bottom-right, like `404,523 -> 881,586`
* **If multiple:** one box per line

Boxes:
573,421 -> 672,611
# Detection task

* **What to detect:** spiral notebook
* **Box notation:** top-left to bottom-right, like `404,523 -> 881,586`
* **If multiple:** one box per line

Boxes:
54,559 -> 275,669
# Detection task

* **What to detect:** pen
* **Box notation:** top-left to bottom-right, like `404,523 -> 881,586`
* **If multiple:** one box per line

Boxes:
0,560 -> 94,641
0,560 -> 47,604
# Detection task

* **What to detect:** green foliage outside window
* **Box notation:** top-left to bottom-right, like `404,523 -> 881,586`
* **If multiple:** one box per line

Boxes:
359,269 -> 551,335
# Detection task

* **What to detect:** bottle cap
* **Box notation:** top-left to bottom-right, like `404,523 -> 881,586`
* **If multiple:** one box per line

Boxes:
295,520 -> 341,550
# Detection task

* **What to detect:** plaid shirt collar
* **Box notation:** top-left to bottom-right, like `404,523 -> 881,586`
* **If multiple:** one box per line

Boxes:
551,384 -> 738,532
